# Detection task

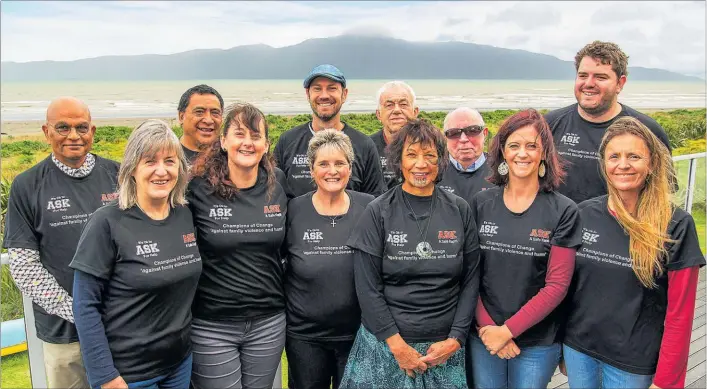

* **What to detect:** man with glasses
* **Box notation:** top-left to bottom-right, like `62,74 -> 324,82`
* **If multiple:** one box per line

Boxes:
370,81 -> 419,189
3,97 -> 119,388
438,107 -> 493,201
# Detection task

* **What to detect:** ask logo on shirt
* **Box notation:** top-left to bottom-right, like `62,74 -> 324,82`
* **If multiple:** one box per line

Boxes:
529,228 -> 551,243
560,132 -> 581,147
387,231 -> 408,247
136,241 -> 160,257
101,192 -> 119,205
47,196 -> 71,212
264,204 -> 282,218
303,229 -> 324,243
439,185 -> 455,194
581,228 -> 600,245
479,221 -> 499,237
438,230 -> 458,244
209,205 -> 232,220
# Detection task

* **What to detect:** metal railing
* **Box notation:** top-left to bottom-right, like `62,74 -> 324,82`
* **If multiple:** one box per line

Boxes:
2,152 -> 705,388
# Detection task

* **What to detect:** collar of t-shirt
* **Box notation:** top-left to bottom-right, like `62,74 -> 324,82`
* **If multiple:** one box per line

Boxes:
51,153 -> 96,178
449,153 -> 486,173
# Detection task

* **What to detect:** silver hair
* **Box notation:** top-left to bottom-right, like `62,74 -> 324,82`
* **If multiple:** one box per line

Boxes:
443,107 -> 486,130
118,119 -> 188,210
376,81 -> 417,108
306,129 -> 355,171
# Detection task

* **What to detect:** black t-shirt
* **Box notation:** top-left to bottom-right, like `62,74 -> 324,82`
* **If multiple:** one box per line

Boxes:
545,103 -> 672,204
187,167 -> 289,321
438,157 -> 494,203
274,122 -> 386,198
370,130 -> 402,190
347,186 -> 480,342
181,144 -> 200,163
285,190 -> 375,341
563,195 -> 705,375
2,155 -> 119,343
70,204 -> 202,382
471,187 -> 582,347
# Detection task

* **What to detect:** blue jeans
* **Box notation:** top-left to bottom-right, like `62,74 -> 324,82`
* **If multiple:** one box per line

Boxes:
126,354 -> 192,389
562,344 -> 653,389
469,336 -> 560,389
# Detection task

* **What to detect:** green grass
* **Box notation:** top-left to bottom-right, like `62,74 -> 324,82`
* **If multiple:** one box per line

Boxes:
0,352 -> 32,389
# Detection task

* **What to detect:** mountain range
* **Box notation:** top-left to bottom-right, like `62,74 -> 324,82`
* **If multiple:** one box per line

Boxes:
1,35 -> 699,82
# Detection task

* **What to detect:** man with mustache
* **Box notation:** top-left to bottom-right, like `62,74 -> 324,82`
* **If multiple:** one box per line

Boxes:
274,64 -> 385,197
438,107 -> 494,201
178,84 -> 224,162
545,41 -> 671,204
3,97 -> 120,388
370,81 -> 419,190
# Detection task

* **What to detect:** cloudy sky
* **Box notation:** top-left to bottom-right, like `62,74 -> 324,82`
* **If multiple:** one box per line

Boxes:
2,1 -> 705,77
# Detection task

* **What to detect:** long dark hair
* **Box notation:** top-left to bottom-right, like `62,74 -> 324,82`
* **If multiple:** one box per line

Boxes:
191,103 -> 276,200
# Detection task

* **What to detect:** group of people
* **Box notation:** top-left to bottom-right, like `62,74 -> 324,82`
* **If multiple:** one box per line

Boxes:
3,40 -> 703,389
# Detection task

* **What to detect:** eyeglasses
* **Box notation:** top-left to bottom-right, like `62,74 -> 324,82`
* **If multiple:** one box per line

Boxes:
48,123 -> 91,137
444,125 -> 484,139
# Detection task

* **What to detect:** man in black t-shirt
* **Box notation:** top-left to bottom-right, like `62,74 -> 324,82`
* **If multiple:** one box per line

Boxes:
370,81 -> 419,189
545,41 -> 672,203
438,107 -> 494,202
274,64 -> 386,197
2,97 -> 119,389
177,84 -> 224,162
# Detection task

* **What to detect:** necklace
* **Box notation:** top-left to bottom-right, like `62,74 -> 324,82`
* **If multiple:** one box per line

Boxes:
329,215 -> 341,227
401,188 -> 437,259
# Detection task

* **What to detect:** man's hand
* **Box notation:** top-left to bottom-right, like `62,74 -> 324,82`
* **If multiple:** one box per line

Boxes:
386,334 -> 428,378
101,376 -> 128,389
495,339 -> 520,360
479,325 -> 514,355
419,338 -> 461,367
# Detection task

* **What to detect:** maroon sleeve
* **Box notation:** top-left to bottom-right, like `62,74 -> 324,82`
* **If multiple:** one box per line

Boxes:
475,296 -> 496,327
653,266 -> 700,389
504,246 -> 575,337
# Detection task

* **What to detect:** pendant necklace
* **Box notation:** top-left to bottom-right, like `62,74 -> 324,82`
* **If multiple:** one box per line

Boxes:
329,215 -> 340,227
402,188 -> 437,259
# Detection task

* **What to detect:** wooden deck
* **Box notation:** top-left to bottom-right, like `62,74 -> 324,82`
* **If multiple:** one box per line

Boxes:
548,267 -> 707,388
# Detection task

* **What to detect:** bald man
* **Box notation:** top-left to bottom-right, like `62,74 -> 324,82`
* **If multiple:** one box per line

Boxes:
3,97 -> 120,388
438,107 -> 494,201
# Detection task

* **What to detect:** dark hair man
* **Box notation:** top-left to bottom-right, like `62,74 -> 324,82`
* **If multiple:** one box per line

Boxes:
545,41 -> 671,204
177,84 -> 224,162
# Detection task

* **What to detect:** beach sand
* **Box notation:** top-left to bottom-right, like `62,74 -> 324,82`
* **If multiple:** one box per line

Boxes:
1,117 -> 178,138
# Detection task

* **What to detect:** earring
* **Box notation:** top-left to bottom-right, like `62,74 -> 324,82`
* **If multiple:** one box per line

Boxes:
538,161 -> 546,178
498,161 -> 509,176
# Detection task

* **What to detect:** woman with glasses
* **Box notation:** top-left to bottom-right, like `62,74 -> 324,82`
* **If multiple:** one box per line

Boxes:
561,117 -> 704,389
469,109 -> 582,389
284,129 -> 375,389
340,119 -> 481,389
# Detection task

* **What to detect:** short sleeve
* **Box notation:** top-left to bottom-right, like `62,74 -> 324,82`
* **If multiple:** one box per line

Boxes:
460,199 -> 480,254
69,208 -> 118,280
550,200 -> 583,248
2,177 -> 39,250
346,202 -> 385,257
665,211 -> 706,271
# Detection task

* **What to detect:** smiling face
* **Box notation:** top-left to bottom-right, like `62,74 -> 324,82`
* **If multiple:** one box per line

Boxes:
221,114 -> 269,171
133,147 -> 179,204
503,125 -> 543,182
574,56 -> 626,118
42,98 -> 96,167
400,139 -> 439,194
604,133 -> 651,198
306,77 -> 348,122
179,93 -> 223,151
376,85 -> 418,137
311,145 -> 351,195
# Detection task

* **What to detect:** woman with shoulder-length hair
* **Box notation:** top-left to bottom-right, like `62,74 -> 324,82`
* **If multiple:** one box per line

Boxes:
284,129 -> 375,389
340,118 -> 481,389
469,108 -> 582,389
71,119 -> 202,389
187,102 -> 290,389
562,116 -> 704,389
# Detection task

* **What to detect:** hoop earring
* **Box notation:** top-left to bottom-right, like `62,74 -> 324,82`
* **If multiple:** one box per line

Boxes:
538,161 -> 546,178
498,161 -> 509,176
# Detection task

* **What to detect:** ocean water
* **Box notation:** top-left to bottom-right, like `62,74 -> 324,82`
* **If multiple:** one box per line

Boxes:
1,79 -> 705,121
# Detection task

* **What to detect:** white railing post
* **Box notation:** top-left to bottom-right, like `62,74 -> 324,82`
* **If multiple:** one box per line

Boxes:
685,158 -> 698,214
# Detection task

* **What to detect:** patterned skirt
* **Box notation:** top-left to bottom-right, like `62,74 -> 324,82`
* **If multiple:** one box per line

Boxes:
339,325 -> 468,389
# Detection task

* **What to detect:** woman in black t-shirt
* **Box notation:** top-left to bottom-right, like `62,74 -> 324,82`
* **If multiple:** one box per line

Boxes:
469,109 -> 582,389
71,119 -> 201,389
187,103 -> 289,389
284,129 -> 374,389
340,119 -> 481,389
562,117 -> 704,389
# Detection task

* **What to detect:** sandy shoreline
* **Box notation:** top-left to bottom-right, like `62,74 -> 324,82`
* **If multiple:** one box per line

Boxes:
1,117 -> 178,137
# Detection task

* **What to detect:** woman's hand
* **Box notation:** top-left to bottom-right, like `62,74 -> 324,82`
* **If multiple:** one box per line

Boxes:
478,325 -> 514,355
495,339 -> 521,360
386,334 -> 428,378
101,376 -> 128,389
419,338 -> 461,367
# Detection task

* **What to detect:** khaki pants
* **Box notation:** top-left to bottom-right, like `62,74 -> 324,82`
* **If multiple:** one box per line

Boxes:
42,341 -> 89,389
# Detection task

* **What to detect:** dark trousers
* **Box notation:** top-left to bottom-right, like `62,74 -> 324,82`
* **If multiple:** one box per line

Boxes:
285,336 -> 354,389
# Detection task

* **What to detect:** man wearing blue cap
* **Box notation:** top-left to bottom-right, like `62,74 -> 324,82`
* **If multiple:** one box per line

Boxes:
274,64 -> 385,197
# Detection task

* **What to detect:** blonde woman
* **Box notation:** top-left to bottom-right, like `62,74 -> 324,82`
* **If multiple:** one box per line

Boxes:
562,116 -> 704,389
71,119 -> 201,388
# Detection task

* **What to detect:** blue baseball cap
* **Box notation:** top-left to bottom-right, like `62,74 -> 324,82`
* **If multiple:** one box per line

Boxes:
303,64 -> 347,89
